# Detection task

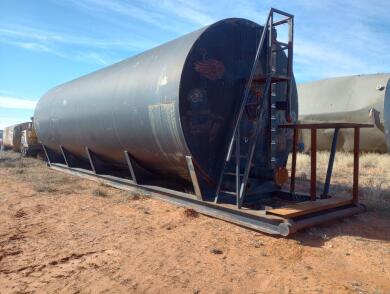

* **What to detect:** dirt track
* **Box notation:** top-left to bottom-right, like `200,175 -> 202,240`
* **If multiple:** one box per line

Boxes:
0,151 -> 389,293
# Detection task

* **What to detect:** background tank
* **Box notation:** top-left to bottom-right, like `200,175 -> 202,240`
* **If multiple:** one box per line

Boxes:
35,18 -> 297,191
20,119 -> 42,157
3,122 -> 30,152
298,74 -> 390,153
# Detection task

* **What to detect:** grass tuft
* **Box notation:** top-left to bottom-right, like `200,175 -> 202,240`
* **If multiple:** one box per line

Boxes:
34,184 -> 58,193
209,247 -> 223,255
92,188 -> 108,197
183,208 -> 199,218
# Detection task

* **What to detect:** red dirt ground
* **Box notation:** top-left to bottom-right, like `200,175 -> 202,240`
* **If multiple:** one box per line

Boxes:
0,152 -> 389,293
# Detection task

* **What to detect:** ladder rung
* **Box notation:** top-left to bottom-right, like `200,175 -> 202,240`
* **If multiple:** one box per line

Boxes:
231,155 -> 248,158
220,190 -> 237,196
273,18 -> 289,26
272,47 -> 289,53
271,8 -> 294,18
274,101 -> 288,111
225,172 -> 244,176
252,74 -> 291,83
252,75 -> 268,83
271,75 -> 291,82
273,40 -> 290,47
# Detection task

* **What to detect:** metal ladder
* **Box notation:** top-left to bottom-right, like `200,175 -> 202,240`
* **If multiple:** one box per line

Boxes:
214,8 -> 294,208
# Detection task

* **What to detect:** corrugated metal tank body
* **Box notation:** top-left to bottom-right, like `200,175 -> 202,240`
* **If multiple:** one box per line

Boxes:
298,74 -> 390,153
35,18 -> 297,184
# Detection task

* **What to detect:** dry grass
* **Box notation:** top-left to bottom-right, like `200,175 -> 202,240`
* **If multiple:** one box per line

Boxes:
0,151 -> 43,169
1,150 -> 84,195
2,150 -> 389,212
287,152 -> 390,212
119,190 -> 150,201
183,208 -> 199,218
33,184 -> 58,193
92,188 -> 108,197
0,152 -> 23,168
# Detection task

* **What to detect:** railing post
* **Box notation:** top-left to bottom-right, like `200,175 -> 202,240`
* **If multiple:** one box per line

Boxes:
236,127 -> 241,208
290,128 -> 297,194
353,127 -> 360,204
310,128 -> 317,201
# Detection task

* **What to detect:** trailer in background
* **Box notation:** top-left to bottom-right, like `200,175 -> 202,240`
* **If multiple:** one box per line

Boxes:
3,122 -> 30,152
2,119 -> 42,156
21,120 -> 42,157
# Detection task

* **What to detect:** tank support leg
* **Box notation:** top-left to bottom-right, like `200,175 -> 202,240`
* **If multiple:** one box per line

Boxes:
60,145 -> 89,169
124,151 -> 138,184
85,147 -> 98,174
43,145 -> 65,165
42,145 -> 52,165
59,146 -> 69,167
186,156 -> 203,200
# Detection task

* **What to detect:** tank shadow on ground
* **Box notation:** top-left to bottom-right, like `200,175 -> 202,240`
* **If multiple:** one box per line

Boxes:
293,211 -> 390,247
290,181 -> 390,247
241,176 -> 390,245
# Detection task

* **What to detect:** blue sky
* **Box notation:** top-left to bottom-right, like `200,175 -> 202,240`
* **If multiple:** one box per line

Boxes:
0,0 -> 389,129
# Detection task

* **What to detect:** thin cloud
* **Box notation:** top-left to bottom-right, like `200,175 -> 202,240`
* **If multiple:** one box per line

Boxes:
74,52 -> 111,66
0,96 -> 37,110
0,26 -> 157,51
152,0 -> 215,26
0,0 -> 388,83
71,0 -> 189,34
17,42 -> 52,52
0,34 -> 118,66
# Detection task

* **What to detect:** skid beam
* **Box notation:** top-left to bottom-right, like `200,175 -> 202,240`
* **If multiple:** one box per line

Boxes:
48,163 -> 365,236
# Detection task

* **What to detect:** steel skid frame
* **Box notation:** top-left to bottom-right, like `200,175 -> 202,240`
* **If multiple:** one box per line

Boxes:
42,122 -> 371,236
40,8 -> 373,236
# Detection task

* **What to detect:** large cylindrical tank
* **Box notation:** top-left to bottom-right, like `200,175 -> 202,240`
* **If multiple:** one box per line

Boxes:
298,74 -> 390,153
35,18 -> 297,185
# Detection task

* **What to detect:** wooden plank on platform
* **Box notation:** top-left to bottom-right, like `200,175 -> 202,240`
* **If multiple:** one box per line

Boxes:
266,197 -> 353,218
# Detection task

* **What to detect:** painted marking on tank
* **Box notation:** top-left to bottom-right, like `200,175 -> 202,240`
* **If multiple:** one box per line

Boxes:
194,59 -> 225,81
188,88 -> 206,103
158,75 -> 168,86
156,66 -> 169,95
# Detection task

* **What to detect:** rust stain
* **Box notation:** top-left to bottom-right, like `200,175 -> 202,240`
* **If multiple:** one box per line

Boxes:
194,59 -> 225,81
